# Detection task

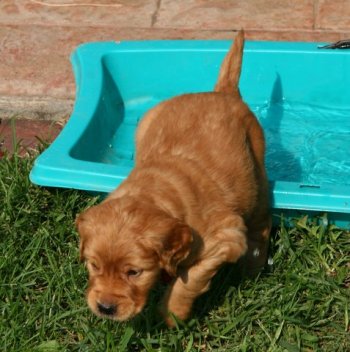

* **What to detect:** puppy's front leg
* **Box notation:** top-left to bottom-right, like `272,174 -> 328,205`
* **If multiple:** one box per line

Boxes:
161,219 -> 247,326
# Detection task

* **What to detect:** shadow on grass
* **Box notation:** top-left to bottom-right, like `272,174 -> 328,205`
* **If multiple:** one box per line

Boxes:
127,228 -> 279,334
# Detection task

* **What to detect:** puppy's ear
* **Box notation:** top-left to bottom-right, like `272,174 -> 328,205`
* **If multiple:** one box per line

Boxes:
160,224 -> 193,277
75,213 -> 87,262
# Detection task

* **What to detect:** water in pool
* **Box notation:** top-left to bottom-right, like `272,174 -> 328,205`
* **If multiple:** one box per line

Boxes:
105,99 -> 350,187
253,101 -> 350,186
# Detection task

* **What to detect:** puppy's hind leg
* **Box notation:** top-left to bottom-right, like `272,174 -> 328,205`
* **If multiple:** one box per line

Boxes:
240,215 -> 272,278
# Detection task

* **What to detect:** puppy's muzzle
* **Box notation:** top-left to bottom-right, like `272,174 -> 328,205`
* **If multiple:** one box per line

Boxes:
97,301 -> 117,316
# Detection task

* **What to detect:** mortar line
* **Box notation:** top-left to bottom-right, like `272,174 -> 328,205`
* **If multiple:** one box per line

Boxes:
151,0 -> 162,28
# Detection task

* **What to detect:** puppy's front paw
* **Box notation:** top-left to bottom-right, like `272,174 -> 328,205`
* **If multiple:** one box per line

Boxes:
160,286 -> 193,327
161,302 -> 192,328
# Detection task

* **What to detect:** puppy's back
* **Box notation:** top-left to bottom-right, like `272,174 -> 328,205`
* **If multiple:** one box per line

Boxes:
136,30 -> 246,155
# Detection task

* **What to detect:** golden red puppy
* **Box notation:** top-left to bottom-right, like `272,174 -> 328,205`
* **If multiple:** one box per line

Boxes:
76,30 -> 271,326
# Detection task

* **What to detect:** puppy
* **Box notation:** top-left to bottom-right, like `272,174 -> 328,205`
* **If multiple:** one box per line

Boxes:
76,30 -> 271,326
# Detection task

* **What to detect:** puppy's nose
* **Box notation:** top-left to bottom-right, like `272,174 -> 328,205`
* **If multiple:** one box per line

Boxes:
97,301 -> 117,316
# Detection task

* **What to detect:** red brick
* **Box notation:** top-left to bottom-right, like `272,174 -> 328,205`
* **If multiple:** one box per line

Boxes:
0,118 -> 62,155
0,0 -> 157,28
317,0 -> 350,30
155,0 -> 315,31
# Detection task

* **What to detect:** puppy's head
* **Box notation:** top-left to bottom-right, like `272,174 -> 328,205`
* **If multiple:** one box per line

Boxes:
76,196 -> 192,321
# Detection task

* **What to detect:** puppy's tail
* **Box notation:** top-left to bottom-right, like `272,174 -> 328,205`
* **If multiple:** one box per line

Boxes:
214,29 -> 244,96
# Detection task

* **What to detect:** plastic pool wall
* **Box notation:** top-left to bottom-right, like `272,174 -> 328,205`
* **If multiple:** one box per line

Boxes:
30,40 -> 350,228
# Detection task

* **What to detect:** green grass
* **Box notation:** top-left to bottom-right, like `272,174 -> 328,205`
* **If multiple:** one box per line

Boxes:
1,149 -> 349,351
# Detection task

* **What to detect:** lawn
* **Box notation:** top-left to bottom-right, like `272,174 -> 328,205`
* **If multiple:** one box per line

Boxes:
1,149 -> 349,351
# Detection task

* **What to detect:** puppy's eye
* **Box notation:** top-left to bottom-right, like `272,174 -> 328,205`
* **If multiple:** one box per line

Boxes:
91,262 -> 99,270
126,269 -> 143,278
88,261 -> 100,272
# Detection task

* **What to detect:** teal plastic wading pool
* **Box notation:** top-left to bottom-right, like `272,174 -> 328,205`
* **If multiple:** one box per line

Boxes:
30,40 -> 350,228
